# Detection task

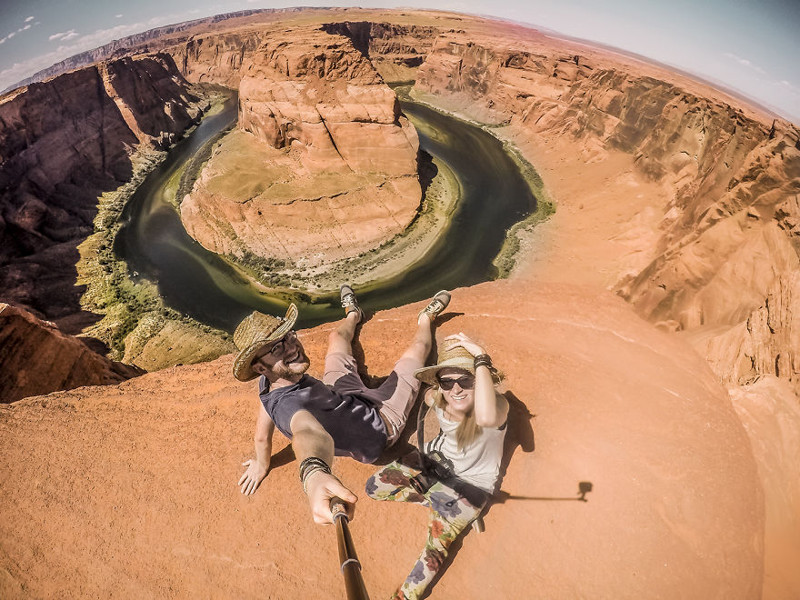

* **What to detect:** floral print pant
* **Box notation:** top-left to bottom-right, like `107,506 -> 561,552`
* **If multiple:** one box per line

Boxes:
365,459 -> 484,600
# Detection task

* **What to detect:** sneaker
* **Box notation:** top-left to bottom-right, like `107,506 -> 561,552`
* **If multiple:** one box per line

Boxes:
418,290 -> 451,323
340,284 -> 364,322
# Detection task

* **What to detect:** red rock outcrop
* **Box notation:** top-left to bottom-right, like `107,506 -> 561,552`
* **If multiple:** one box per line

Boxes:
696,270 -> 800,387
179,26 -> 422,267
0,303 -> 142,403
728,377 -> 800,600
321,21 -> 439,82
0,53 -> 206,321
0,282 -> 765,598
410,25 -> 800,386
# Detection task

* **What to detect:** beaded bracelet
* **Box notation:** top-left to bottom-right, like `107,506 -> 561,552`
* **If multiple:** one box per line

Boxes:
299,456 -> 331,489
473,353 -> 493,369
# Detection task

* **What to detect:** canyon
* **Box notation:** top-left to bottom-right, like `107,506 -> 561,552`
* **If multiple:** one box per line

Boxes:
0,53 -> 206,321
1,7 -> 799,599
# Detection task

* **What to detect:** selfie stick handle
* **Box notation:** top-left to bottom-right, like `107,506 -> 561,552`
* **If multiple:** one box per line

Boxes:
330,497 -> 370,600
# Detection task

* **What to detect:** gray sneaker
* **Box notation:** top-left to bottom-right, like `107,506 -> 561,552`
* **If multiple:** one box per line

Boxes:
340,284 -> 364,322
418,290 -> 451,322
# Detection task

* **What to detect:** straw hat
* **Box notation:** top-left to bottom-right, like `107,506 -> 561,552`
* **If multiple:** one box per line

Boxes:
413,339 -> 502,386
232,304 -> 298,381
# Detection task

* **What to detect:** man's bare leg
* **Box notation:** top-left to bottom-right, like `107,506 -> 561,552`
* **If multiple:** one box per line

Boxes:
327,311 -> 360,357
379,291 -> 451,444
398,312 -> 434,365
398,289 -> 451,366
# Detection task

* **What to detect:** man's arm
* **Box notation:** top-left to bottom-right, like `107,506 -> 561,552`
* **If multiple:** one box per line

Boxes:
290,410 -> 358,524
239,402 -> 275,495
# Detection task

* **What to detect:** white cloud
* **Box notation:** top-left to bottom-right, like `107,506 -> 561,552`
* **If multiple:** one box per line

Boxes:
116,14 -> 123,19
0,38 -> 5,45
7,31 -> 15,39
25,16 -> 34,22
723,52 -> 768,76
49,29 -> 80,42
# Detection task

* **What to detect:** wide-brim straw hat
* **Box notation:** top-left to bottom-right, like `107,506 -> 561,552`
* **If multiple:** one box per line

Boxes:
414,339 -> 502,386
232,304 -> 298,382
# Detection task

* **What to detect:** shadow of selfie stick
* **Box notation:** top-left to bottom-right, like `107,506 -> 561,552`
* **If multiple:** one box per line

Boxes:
496,481 -> 593,503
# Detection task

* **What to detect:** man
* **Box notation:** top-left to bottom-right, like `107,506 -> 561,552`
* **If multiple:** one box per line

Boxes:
234,286 -> 451,524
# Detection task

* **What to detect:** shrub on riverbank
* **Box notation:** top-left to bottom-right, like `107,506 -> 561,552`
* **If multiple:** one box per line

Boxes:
76,93 -> 233,367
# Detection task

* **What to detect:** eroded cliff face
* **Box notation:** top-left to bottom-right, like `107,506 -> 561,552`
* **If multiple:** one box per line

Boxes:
321,21 -> 439,82
179,26 -> 422,267
3,9 -> 800,599
0,53 -> 205,321
410,27 -> 800,387
0,303 -> 142,403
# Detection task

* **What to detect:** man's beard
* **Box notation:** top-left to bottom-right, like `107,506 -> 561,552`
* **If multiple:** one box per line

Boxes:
272,350 -> 310,380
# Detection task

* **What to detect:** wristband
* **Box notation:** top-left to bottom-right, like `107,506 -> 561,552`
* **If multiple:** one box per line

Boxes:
299,456 -> 331,490
473,354 -> 493,369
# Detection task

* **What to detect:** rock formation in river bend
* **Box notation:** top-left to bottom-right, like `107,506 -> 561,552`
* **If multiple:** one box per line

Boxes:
179,26 -> 422,267
0,54 -> 205,323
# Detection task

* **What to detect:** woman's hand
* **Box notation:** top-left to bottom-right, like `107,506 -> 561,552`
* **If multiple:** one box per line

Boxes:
444,332 -> 485,358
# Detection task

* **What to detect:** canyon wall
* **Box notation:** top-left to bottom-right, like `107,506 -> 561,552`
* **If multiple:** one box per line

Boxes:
0,53 -> 206,322
410,28 -> 800,388
178,26 -> 422,268
2,9 -> 799,598
0,303 -> 142,403
2,10 -> 277,93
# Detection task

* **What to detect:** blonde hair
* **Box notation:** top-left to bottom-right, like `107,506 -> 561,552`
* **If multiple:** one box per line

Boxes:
432,386 -> 482,451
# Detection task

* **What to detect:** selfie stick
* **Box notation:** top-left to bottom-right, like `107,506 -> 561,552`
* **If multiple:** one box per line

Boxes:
330,497 -> 370,600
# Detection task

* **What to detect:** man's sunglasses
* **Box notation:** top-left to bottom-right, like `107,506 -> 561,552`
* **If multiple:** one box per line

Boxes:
267,330 -> 297,356
437,375 -> 475,390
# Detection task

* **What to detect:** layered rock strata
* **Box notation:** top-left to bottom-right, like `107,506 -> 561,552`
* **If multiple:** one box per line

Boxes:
0,303 -> 142,403
410,27 -> 800,386
0,53 -> 205,321
321,21 -> 439,82
179,27 -> 422,267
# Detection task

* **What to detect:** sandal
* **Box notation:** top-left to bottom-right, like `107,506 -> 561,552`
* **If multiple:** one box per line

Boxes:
340,284 -> 364,322
418,290 -> 451,322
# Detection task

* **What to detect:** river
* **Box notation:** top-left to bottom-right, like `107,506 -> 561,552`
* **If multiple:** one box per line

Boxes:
115,92 -> 536,332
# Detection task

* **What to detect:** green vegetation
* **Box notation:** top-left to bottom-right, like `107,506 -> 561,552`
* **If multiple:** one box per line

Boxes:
76,90 -> 233,361
405,87 -> 557,279
492,141 -> 556,278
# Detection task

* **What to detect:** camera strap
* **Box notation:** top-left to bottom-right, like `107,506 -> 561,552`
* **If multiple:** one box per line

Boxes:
415,400 -> 490,509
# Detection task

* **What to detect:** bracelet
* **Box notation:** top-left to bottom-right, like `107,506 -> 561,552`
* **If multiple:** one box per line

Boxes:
299,456 -> 331,489
473,354 -> 493,369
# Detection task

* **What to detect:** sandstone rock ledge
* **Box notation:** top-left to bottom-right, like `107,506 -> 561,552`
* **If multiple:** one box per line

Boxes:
0,282 -> 766,598
0,303 -> 142,403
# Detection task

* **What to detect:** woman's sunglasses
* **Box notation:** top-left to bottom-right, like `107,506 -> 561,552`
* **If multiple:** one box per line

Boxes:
437,375 -> 475,390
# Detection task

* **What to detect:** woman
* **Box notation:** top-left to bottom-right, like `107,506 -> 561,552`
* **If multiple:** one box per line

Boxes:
366,333 -> 509,600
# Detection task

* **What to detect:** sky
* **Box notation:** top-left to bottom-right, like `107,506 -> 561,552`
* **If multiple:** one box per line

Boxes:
1,0 -> 798,123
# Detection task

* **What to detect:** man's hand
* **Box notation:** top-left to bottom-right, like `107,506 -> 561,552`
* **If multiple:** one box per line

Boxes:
238,459 -> 268,495
305,470 -> 357,524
